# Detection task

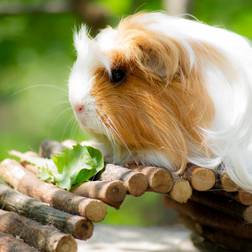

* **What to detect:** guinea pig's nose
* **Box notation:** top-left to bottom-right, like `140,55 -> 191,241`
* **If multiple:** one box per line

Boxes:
74,104 -> 85,113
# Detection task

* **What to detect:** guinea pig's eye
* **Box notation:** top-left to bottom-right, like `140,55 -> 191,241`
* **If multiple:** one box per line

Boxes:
110,68 -> 126,84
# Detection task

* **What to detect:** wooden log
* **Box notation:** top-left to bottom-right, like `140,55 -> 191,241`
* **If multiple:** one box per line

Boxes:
220,174 -> 239,192
237,190 -> 252,205
100,164 -> 148,196
39,139 -> 76,158
178,213 -> 203,235
0,159 -> 107,222
191,191 -> 252,222
201,226 -> 252,252
133,166 -> 173,193
169,176 -> 192,203
0,209 -> 77,252
0,232 -> 38,252
39,140 -> 65,158
184,165 -> 216,191
22,155 -> 127,209
0,182 -> 93,240
165,196 -> 252,239
181,213 -> 252,252
19,151 -> 40,170
72,180 -> 127,209
22,162 -> 40,174
213,188 -> 252,206
215,164 -> 239,192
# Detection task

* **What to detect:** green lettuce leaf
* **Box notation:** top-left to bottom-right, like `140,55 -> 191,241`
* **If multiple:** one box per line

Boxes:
10,145 -> 104,190
50,144 -> 104,190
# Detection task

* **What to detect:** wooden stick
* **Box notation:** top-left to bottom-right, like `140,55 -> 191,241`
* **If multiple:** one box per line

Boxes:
220,174 -> 239,192
133,166 -> 173,193
21,154 -> 127,208
19,151 -> 40,170
0,232 -> 38,252
22,162 -> 39,174
72,180 -> 127,209
201,226 -> 252,252
39,139 -> 76,158
169,176 -> 192,203
184,165 -> 216,191
100,164 -> 148,196
213,188 -> 252,207
215,164 -> 239,192
0,182 -> 93,240
39,140 -> 65,158
236,190 -> 252,205
165,196 -> 252,239
0,209 -> 77,252
0,159 -> 107,222
191,191 -> 251,222
181,214 -> 252,252
178,213 -> 203,235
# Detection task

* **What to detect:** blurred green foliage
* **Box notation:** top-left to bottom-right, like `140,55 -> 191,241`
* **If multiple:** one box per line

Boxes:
1,0 -> 252,226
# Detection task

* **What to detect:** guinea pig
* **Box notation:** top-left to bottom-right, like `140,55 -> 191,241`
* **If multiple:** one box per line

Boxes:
68,12 -> 252,191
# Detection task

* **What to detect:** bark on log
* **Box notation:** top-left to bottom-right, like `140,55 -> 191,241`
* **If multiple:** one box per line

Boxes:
100,164 -> 148,196
213,188 -> 252,207
181,214 -> 252,252
0,232 -> 38,252
236,190 -> 252,205
0,209 -> 77,252
201,225 -> 252,252
22,162 -> 40,174
39,140 -> 65,158
215,164 -> 239,192
19,151 -> 40,170
190,191 -> 252,222
133,166 -> 173,193
72,180 -> 127,208
220,174 -> 239,192
165,196 -> 252,239
184,165 -> 216,191
0,159 -> 107,222
178,213 -> 203,234
169,176 -> 192,203
0,182 -> 93,240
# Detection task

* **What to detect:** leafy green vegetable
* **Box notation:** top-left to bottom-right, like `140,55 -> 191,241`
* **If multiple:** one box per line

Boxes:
10,145 -> 104,190
49,144 -> 104,190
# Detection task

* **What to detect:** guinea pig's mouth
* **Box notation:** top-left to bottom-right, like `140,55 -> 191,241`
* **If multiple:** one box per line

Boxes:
73,106 -> 109,136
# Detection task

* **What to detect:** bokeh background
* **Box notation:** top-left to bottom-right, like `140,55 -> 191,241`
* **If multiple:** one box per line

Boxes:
1,0 -> 252,226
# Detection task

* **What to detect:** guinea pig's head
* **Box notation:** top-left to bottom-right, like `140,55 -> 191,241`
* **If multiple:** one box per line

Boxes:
68,13 -> 215,171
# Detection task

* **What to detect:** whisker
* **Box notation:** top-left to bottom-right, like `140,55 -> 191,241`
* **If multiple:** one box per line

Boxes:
10,84 -> 67,97
70,119 -> 81,139
53,99 -> 71,106
49,107 -> 73,129
61,117 -> 76,139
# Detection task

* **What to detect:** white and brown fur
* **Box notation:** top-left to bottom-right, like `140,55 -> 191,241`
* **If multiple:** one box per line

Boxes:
69,12 -> 252,191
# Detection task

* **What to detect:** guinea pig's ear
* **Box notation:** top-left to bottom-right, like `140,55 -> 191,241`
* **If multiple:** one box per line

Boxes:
139,44 -> 168,79
136,36 -> 191,82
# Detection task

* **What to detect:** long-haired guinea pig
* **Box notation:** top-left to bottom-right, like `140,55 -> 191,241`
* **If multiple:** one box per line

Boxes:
68,12 -> 252,191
